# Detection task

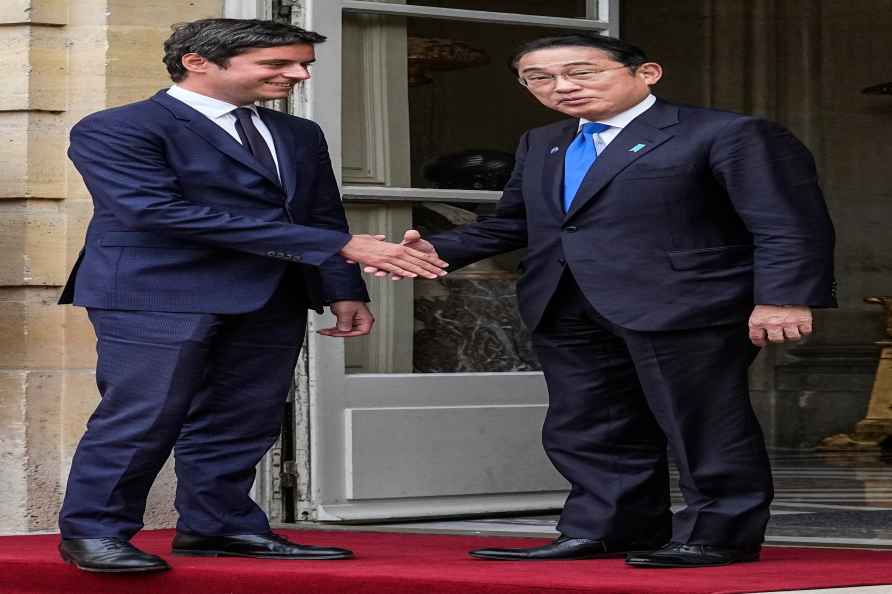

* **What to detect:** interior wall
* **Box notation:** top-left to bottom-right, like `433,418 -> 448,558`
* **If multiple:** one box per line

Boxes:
622,0 -> 892,447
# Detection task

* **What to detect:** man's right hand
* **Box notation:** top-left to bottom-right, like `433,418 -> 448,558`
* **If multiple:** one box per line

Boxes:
339,233 -> 448,279
362,230 -> 443,280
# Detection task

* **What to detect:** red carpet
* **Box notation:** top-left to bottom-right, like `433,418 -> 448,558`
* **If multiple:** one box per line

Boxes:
2,529 -> 892,594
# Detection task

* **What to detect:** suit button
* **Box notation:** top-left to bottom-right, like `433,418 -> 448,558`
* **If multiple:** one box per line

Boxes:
558,258 -> 566,266
564,226 -> 578,233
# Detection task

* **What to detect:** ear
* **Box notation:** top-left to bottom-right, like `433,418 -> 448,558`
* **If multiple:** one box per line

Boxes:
637,62 -> 663,85
181,52 -> 211,75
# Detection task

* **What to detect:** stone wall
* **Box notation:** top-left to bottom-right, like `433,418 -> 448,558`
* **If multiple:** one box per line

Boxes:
0,0 -> 223,535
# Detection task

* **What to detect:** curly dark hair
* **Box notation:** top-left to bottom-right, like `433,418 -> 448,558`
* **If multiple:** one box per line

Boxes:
163,18 -> 327,82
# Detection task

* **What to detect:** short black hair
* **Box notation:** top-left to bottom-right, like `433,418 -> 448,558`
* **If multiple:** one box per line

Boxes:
510,33 -> 649,74
163,18 -> 327,82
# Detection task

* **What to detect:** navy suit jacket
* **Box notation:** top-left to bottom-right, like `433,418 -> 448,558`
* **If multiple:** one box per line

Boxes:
431,98 -> 836,332
60,90 -> 368,313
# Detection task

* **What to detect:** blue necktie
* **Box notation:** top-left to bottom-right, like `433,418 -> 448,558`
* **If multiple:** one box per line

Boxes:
563,122 -> 610,212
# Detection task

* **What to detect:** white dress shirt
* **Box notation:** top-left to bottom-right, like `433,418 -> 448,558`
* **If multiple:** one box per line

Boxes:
579,94 -> 657,155
166,84 -> 281,177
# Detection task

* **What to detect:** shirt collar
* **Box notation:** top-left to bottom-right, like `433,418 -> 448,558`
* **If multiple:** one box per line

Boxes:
167,84 -> 257,119
579,94 -> 656,131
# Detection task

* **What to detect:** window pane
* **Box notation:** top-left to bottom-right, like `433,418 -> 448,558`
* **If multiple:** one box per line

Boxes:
343,200 -> 539,375
405,16 -> 580,189
342,12 -> 587,374
342,13 -> 593,190
407,0 -> 587,18
412,202 -> 538,373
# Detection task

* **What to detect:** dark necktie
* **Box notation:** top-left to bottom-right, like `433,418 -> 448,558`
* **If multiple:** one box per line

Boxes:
563,122 -> 611,212
232,107 -> 279,181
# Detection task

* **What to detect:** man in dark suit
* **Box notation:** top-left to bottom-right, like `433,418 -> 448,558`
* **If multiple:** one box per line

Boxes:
57,18 -> 446,573
377,34 -> 835,567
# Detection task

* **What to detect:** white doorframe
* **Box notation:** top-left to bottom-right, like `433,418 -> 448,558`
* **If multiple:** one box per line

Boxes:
223,0 -> 268,19
304,0 -> 617,522
227,0 -> 618,523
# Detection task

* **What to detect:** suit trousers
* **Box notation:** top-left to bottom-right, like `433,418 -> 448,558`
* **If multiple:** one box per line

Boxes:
59,276 -> 307,540
533,271 -> 773,547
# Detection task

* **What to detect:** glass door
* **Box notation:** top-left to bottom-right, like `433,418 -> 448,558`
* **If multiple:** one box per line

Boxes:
298,0 -> 617,521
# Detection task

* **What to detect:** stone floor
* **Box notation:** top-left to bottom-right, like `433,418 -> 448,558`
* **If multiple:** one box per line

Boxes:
359,449 -> 892,549
310,449 -> 892,594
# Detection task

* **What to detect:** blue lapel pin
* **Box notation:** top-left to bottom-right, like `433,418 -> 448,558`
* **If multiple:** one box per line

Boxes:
550,146 -> 560,154
629,143 -> 646,153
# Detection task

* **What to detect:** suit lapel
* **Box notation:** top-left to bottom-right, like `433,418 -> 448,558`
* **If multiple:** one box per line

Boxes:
151,91 -> 282,188
565,100 -> 679,221
541,120 -> 580,221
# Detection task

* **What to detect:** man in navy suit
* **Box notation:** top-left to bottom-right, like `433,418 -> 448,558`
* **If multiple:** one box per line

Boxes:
57,19 -> 446,573
377,34 -> 835,567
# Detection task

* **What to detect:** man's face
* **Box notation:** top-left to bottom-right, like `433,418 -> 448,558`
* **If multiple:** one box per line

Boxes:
182,44 -> 316,105
516,46 -> 661,120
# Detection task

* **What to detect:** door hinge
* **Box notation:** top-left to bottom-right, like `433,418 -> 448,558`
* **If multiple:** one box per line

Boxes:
280,460 -> 298,487
273,0 -> 295,21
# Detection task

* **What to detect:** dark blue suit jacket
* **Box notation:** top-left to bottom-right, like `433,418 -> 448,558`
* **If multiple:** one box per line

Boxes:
431,99 -> 836,331
60,90 -> 368,313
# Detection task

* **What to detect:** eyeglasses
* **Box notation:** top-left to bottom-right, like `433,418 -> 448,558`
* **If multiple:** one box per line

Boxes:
519,65 -> 631,89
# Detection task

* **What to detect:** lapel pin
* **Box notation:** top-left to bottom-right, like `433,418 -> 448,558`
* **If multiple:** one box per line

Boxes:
550,146 -> 560,154
629,143 -> 646,153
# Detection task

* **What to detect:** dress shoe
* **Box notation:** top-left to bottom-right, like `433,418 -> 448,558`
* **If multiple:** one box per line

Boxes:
469,535 -> 659,561
59,538 -> 170,573
171,531 -> 353,560
625,542 -> 760,568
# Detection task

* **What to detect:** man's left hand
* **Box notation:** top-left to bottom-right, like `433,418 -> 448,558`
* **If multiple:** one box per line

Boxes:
748,304 -> 812,347
317,301 -> 375,337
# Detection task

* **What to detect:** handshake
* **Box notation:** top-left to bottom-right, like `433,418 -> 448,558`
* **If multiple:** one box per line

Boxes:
339,229 -> 448,280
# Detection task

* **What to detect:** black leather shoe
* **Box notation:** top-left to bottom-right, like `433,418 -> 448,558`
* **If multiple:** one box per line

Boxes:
469,535 -> 658,561
625,542 -> 760,568
171,532 -> 353,560
59,538 -> 170,573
